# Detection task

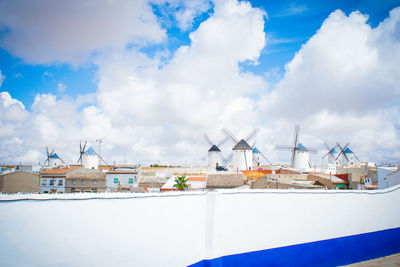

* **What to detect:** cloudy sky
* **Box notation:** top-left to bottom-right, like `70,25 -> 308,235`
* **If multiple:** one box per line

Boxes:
1,0 -> 400,166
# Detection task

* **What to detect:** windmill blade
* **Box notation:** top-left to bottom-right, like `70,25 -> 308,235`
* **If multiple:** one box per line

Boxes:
275,145 -> 294,150
293,125 -> 300,149
291,149 -> 296,168
218,152 -> 225,163
221,128 -> 238,144
203,134 -> 214,147
217,137 -> 229,147
336,143 -> 345,160
223,153 -> 233,165
245,128 -> 260,143
243,151 -> 248,170
82,140 -> 87,153
50,149 -> 54,157
354,154 -> 361,162
324,142 -> 331,151
260,151 -> 272,166
322,151 -> 331,159
46,147 -> 50,158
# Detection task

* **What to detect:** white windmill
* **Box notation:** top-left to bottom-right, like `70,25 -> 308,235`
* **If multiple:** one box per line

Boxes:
78,140 -> 111,169
275,125 -> 316,170
222,127 -> 260,171
43,147 -> 65,167
252,147 -> 272,168
336,143 -> 360,167
322,143 -> 340,166
204,134 -> 228,168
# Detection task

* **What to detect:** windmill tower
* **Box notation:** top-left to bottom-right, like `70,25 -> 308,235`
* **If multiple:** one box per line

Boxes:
44,147 -> 64,167
78,141 -> 99,169
204,135 -> 228,168
222,128 -> 259,171
322,143 -> 340,166
336,143 -> 360,167
275,125 -> 316,170
252,147 -> 272,168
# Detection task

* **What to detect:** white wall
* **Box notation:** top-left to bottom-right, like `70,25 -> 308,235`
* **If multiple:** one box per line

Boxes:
387,171 -> 400,188
106,173 -> 139,190
1,187 -> 400,266
294,150 -> 309,169
208,151 -> 221,168
377,167 -> 397,189
40,177 -> 65,193
233,150 -> 252,171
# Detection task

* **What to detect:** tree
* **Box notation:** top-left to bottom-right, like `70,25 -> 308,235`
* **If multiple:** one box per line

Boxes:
173,175 -> 188,191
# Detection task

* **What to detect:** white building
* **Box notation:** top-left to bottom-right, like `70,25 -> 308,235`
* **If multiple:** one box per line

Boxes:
378,167 -> 399,189
232,139 -> 253,171
40,168 -> 68,193
341,147 -> 355,166
294,143 -> 310,170
252,147 -> 261,167
208,145 -> 222,168
106,170 -> 139,192
82,147 -> 99,169
48,153 -> 63,167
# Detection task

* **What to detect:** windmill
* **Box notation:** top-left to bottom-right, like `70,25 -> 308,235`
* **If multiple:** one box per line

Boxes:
204,134 -> 228,168
43,147 -> 65,167
275,125 -> 316,169
336,143 -> 360,166
322,143 -> 340,166
222,127 -> 260,171
78,140 -> 111,169
252,147 -> 272,167
44,147 -> 54,166
77,140 -> 87,164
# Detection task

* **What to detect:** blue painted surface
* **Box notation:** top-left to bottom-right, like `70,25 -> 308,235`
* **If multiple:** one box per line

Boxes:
84,147 -> 97,155
190,227 -> 400,267
344,147 -> 354,154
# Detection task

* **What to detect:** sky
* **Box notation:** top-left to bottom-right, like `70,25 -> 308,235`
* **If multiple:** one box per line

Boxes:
0,0 -> 400,166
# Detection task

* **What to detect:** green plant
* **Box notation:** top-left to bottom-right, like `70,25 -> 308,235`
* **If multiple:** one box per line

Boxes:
173,175 -> 188,191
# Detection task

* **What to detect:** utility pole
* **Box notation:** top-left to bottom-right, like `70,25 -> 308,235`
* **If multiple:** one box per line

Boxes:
96,138 -> 104,157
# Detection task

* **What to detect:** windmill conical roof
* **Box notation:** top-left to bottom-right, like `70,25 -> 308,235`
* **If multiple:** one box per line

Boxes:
344,147 -> 354,153
330,148 -> 337,154
208,145 -> 221,152
252,147 -> 261,154
84,147 -> 97,155
232,139 -> 252,150
296,143 -> 308,151
50,153 -> 60,159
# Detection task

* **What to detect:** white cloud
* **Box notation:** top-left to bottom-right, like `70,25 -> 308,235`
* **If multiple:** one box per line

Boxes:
1,3 -> 400,166
0,0 -> 166,64
0,70 -> 4,87
262,7 -> 400,163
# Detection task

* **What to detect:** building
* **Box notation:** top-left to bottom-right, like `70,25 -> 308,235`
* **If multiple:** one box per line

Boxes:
65,168 -> 106,193
82,147 -> 99,169
378,167 -> 400,189
106,169 -> 139,192
208,145 -> 222,168
40,167 -> 74,193
293,143 -> 310,170
232,139 -> 253,171
206,173 -> 246,188
0,171 -> 40,193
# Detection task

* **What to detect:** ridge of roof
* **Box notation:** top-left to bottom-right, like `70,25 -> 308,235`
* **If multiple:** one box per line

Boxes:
232,139 -> 252,150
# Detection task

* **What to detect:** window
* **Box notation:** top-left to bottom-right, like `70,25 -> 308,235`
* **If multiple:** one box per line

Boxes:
58,180 -> 63,186
49,180 -> 54,186
129,178 -> 133,184
114,178 -> 119,184
93,180 -> 98,185
42,179 -> 47,185
82,180 -> 86,185
72,179 -> 76,185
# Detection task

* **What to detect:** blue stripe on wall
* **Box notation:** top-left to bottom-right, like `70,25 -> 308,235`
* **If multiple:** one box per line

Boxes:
190,227 -> 400,267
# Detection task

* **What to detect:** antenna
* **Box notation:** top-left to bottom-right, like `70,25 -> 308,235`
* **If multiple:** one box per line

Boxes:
96,138 -> 104,157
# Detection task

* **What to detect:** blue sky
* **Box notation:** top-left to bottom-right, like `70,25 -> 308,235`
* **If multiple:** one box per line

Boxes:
1,0 -> 400,165
1,0 -> 398,109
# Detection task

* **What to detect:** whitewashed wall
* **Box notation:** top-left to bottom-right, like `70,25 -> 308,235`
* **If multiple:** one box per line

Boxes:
1,187 -> 400,266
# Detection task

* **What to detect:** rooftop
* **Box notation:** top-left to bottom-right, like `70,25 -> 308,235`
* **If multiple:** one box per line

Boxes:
232,139 -> 252,150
